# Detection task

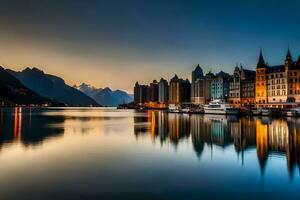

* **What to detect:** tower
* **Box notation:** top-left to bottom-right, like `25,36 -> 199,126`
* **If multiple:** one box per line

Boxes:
255,49 -> 268,106
285,48 -> 293,70
192,64 -> 204,82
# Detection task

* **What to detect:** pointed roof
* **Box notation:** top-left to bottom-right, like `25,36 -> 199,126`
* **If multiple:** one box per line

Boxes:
170,74 -> 179,82
192,64 -> 204,81
286,48 -> 292,61
257,49 -> 266,68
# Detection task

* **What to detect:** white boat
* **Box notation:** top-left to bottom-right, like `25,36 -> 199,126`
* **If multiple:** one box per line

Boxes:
252,108 -> 262,115
182,108 -> 190,113
203,100 -> 239,115
285,107 -> 300,117
261,108 -> 271,116
168,104 -> 182,113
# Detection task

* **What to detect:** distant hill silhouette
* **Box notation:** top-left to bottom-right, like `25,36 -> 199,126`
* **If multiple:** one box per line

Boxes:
7,68 -> 100,107
76,83 -> 133,106
0,66 -> 60,106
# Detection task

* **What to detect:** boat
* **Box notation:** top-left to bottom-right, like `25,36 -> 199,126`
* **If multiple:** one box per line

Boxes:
261,108 -> 271,116
168,104 -> 182,113
203,100 -> 239,115
292,107 -> 300,116
284,107 -> 300,117
285,110 -> 294,117
252,108 -> 262,115
182,108 -> 190,113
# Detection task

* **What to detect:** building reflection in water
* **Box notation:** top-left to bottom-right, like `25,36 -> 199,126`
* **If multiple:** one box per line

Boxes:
134,111 -> 300,176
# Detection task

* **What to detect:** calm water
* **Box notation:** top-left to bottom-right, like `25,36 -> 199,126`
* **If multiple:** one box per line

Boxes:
0,107 -> 300,200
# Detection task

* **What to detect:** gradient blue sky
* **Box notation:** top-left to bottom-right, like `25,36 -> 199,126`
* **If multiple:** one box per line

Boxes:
0,0 -> 300,92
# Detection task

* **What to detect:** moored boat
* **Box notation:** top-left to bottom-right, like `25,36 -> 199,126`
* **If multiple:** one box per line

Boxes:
203,100 -> 239,115
261,108 -> 271,116
168,104 -> 182,113
252,108 -> 262,115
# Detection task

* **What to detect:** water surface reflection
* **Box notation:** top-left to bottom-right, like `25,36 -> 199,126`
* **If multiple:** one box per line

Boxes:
134,111 -> 300,176
0,108 -> 300,199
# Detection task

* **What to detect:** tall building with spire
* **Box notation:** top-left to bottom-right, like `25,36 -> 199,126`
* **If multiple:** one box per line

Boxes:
255,50 -> 269,106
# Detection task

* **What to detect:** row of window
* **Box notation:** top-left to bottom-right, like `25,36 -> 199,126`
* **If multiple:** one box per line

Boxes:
268,90 -> 286,96
290,90 -> 300,95
267,74 -> 284,79
257,72 -> 300,81
230,93 -> 239,97
290,84 -> 300,88
289,72 -> 300,76
267,79 -> 286,84
289,78 -> 300,83
267,85 -> 286,90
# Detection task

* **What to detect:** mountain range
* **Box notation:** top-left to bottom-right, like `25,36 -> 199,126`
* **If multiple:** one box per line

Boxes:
0,66 -> 60,106
7,68 -> 99,107
76,83 -> 133,106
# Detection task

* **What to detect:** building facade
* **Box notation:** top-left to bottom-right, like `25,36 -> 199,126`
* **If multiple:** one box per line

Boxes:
169,74 -> 191,104
158,78 -> 168,103
134,82 -> 149,105
287,56 -> 300,102
150,80 -> 159,102
191,64 -> 214,105
241,79 -> 256,106
255,49 -> 300,108
229,65 -> 256,107
191,65 -> 204,104
211,71 -> 230,100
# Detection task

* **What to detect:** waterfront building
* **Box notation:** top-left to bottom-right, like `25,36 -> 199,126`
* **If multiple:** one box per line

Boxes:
191,65 -> 204,104
229,65 -> 256,107
191,65 -> 214,105
191,79 -> 204,104
203,72 -> 214,103
255,49 -> 300,108
169,74 -> 191,104
134,82 -> 149,104
181,78 -> 191,103
287,56 -> 300,102
255,51 -> 268,106
241,79 -> 256,107
158,78 -> 169,103
229,66 -> 242,106
169,75 -> 181,104
134,82 -> 139,104
211,71 -> 231,100
266,65 -> 287,104
150,80 -> 159,102
192,64 -> 204,82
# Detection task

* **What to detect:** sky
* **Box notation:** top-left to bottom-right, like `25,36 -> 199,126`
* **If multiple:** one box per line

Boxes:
1,0 -> 300,93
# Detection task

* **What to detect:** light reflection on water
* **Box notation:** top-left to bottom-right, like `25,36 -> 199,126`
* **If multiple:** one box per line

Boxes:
0,108 -> 300,200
